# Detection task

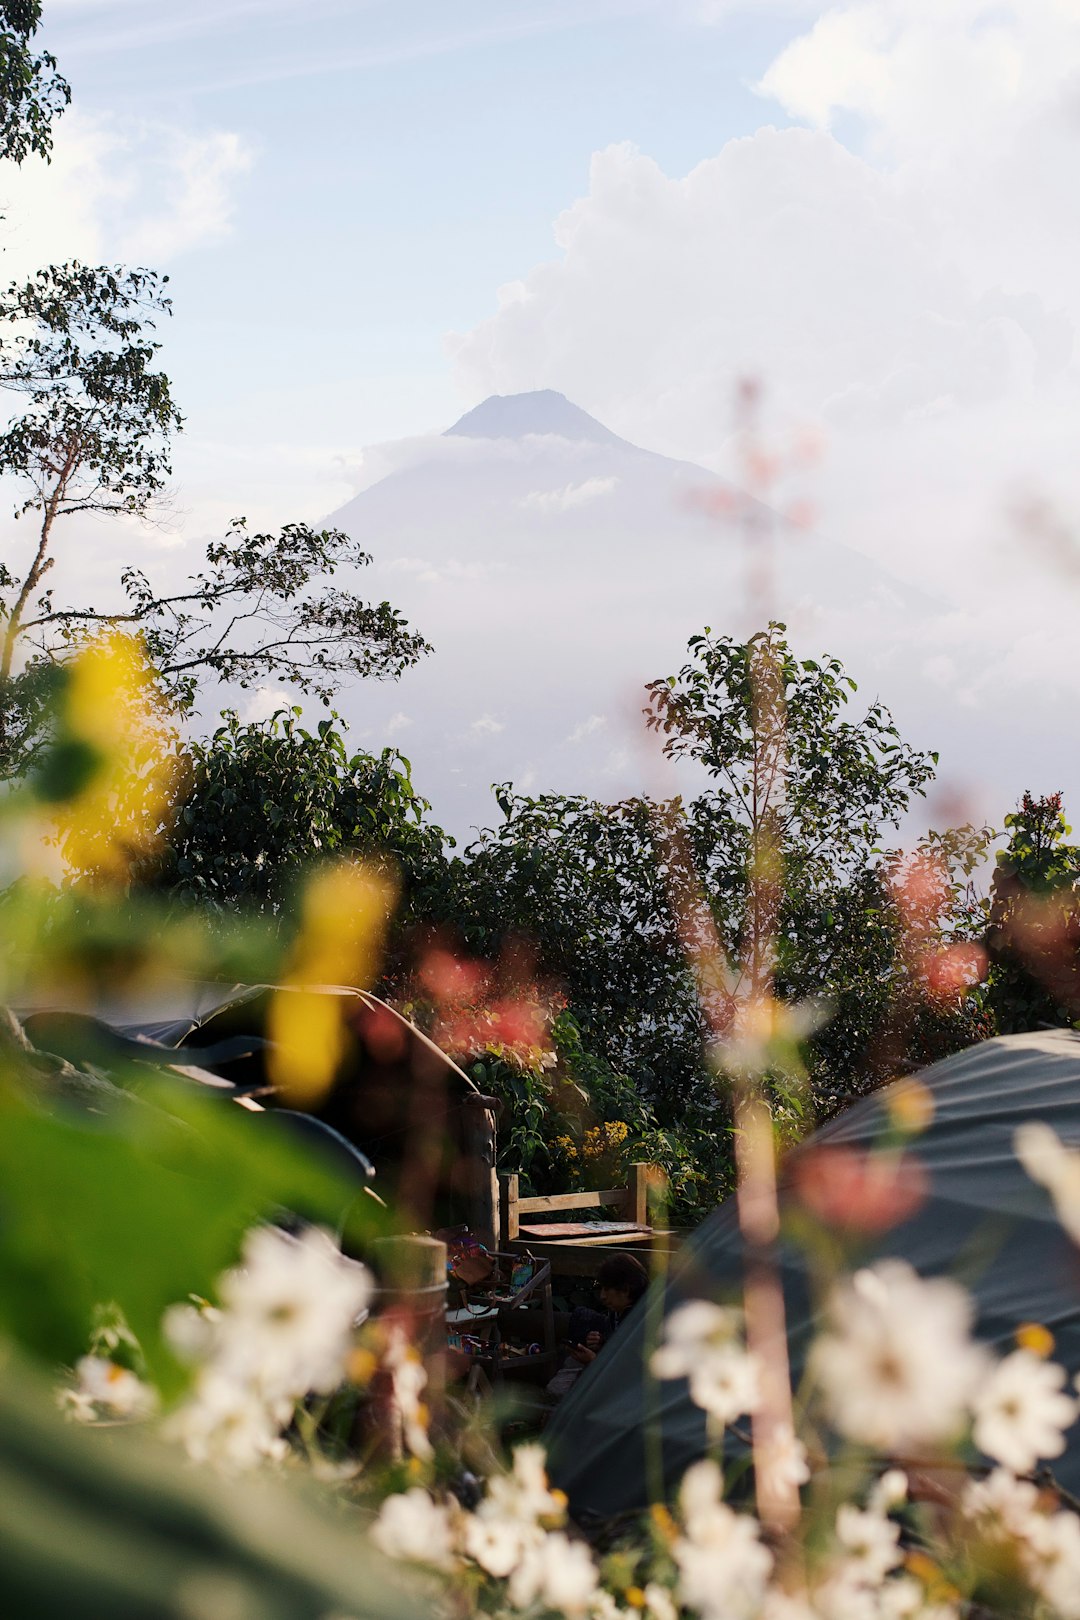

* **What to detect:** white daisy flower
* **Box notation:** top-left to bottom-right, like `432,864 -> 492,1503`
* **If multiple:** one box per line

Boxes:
371,1487 -> 457,1569
69,1355 -> 157,1421
643,1581 -> 679,1620
1015,1123 -> 1080,1245
485,1442 -> 566,1526
166,1367 -> 288,1470
507,1530 -> 599,1614
972,1349 -> 1078,1473
463,1510 -> 539,1578
1024,1508 -> 1080,1620
673,1460 -> 773,1619
217,1224 -> 372,1400
651,1300 -> 761,1425
962,1466 -> 1042,1541
833,1504 -> 903,1587
813,1260 -> 988,1450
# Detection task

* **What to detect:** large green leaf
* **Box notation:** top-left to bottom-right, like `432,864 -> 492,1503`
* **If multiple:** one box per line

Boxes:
0,1064 -> 390,1392
0,1348 -> 423,1620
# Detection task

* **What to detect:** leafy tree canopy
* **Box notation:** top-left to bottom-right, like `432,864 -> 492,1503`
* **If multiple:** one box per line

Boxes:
0,1 -> 68,164
986,791 -> 1080,1033
140,709 -> 449,921
0,263 -> 429,770
440,625 -> 988,1118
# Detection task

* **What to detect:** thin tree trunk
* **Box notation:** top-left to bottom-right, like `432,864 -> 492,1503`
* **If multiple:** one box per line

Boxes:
2,495 -> 62,686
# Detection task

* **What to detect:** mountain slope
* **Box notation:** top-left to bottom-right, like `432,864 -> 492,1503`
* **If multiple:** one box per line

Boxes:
445,389 -> 624,446
322,393 -> 939,837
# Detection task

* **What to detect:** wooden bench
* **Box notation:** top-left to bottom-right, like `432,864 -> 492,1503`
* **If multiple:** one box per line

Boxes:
501,1166 -> 654,1250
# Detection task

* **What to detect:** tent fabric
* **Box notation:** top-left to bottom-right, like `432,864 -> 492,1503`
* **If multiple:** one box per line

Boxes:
545,1030 -> 1080,1521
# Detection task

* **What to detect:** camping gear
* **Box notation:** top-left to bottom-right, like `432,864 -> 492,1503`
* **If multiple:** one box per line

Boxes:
545,1030 -> 1080,1521
15,981 -> 500,1241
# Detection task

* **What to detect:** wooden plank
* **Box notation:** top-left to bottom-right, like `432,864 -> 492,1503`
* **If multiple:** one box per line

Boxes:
510,1237 -> 674,1277
518,1220 -> 647,1239
515,1188 -> 629,1214
541,1231 -> 650,1247
500,1173 -> 520,1243
460,1094 -> 500,1249
629,1162 -> 649,1227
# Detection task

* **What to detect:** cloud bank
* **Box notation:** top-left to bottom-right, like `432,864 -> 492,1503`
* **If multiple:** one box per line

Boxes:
450,0 -> 1080,583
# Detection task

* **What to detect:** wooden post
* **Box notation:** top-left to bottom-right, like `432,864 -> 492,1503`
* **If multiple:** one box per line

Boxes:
369,1234 -> 448,1341
629,1162 -> 649,1227
500,1173 -> 520,1243
541,1268 -> 555,1365
459,1093 -> 500,1250
367,1234 -> 448,1459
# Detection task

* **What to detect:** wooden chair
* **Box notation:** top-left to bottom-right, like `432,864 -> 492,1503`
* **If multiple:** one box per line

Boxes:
499,1163 -> 653,1247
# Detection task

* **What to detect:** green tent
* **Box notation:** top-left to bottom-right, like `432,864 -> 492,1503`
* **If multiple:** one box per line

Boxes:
546,1030 -> 1080,1521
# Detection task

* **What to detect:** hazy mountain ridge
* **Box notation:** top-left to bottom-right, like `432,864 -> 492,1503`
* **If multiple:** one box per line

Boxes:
322,392 -> 950,837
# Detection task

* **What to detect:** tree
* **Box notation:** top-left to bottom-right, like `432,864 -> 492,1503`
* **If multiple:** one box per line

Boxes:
0,265 -> 181,690
0,263 -> 430,769
0,2 -> 69,164
439,625 -> 988,1120
986,791 -> 1080,1033
141,709 -> 449,921
644,623 -> 935,994
445,790 -> 709,1105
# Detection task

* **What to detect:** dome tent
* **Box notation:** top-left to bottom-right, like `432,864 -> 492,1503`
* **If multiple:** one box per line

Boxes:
545,1030 -> 1080,1521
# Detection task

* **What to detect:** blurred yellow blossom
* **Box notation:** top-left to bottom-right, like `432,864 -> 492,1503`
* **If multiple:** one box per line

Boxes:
42,632 -> 179,888
1017,1322 -> 1056,1359
886,1078 -> 935,1136
268,860 -> 396,1106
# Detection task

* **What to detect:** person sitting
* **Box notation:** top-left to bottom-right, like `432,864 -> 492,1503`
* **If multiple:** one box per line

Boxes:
547,1253 -> 649,1398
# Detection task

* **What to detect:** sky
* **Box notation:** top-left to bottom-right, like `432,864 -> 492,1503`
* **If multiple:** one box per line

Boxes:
4,0 -> 1080,838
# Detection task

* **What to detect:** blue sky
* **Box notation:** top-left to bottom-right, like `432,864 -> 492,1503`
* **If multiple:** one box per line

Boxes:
8,1 -> 1080,832
38,1 -> 811,456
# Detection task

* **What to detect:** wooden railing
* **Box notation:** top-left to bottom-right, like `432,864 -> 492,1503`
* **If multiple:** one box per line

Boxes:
499,1162 -> 650,1243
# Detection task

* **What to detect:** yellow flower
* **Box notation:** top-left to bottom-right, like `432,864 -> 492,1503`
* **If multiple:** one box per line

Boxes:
1016,1321 -> 1056,1358
886,1078 -> 935,1136
268,860 -> 396,1106
46,632 -> 179,887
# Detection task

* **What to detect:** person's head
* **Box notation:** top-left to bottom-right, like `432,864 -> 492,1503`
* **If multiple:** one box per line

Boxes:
595,1253 -> 649,1314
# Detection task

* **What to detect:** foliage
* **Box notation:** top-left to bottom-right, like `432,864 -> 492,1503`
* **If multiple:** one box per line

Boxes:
0,266 -> 428,770
140,707 -> 449,921
0,1 -> 69,165
0,262 -> 180,749
464,1010 -> 733,1225
121,517 -> 432,713
0,1050 -> 383,1393
986,791 -> 1080,1033
438,627 -> 989,1141
445,791 -> 706,1107
644,621 -> 937,1001
1,1353 -> 423,1620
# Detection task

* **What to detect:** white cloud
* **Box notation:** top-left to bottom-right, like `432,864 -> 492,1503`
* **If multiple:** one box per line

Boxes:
450,0 -> 1080,611
386,711 -> 413,735
451,124 -> 1071,459
469,714 -> 506,737
0,108 -> 253,279
119,129 -> 253,264
338,426 -> 612,497
242,684 -> 293,722
519,476 -> 618,513
567,713 -> 608,743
